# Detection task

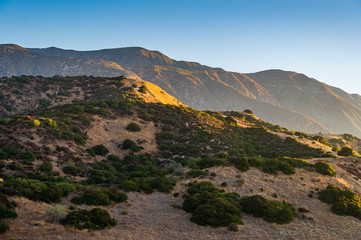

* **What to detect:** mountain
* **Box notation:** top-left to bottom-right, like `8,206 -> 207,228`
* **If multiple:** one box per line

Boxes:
2,44 -> 361,137
247,70 -> 361,136
0,44 -> 136,78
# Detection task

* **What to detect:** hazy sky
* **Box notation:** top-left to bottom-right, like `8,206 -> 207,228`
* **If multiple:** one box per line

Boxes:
1,0 -> 361,94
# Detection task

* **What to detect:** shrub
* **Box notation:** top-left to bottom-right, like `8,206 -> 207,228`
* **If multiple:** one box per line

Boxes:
21,151 -> 36,162
230,157 -> 249,172
86,148 -> 96,157
122,139 -> 140,152
72,126 -> 81,133
73,133 -> 85,145
71,189 -> 127,206
318,185 -> 361,219
126,122 -> 141,132
0,219 -> 9,233
1,145 -> 18,157
138,86 -> 147,93
262,158 -> 295,175
314,161 -> 336,176
239,195 -> 297,224
0,203 -> 17,219
63,165 -> 84,176
56,182 -> 76,197
244,109 -> 253,115
0,151 -> 9,160
228,223 -> 239,232
92,144 -> 109,156
39,185 -> 63,203
62,208 -> 116,230
190,198 -> 243,227
72,191 -> 110,206
338,147 -> 354,156
120,180 -> 140,192
39,162 -> 53,173
148,176 -> 175,193
183,182 -> 243,227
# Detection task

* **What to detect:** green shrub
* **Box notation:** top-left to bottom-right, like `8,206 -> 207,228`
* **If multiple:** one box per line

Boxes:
56,182 -> 76,197
262,159 -> 295,175
0,219 -> 9,233
62,131 -> 74,141
21,151 -> 37,162
77,114 -> 91,125
73,133 -> 85,145
183,182 -> 243,227
72,191 -> 110,206
314,161 -> 336,176
0,151 -> 9,160
72,126 -> 81,133
92,144 -> 109,156
71,189 -> 127,206
63,165 -> 84,176
62,208 -> 116,230
230,157 -> 250,172
39,185 -> 63,203
312,136 -> 331,147
319,185 -> 361,219
122,139 -> 140,152
190,198 -> 243,227
338,147 -> 354,156
119,180 -> 140,192
126,122 -> 141,132
39,162 -> 53,173
148,176 -> 175,193
0,203 -> 17,219
244,109 -> 253,115
239,195 -> 297,224
86,148 -> 96,157
1,145 -> 18,157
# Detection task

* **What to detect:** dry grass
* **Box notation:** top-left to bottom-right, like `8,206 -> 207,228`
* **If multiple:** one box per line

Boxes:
5,157 -> 361,240
85,115 -> 158,158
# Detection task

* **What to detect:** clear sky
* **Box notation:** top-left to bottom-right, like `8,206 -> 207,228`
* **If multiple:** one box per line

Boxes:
1,0 -> 361,94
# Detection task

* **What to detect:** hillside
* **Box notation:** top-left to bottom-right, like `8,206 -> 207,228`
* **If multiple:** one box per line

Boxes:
0,44 -> 136,78
1,76 -> 361,239
3,44 -> 361,137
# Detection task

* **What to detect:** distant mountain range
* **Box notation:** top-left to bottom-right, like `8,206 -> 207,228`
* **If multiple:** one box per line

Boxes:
2,43 -> 361,137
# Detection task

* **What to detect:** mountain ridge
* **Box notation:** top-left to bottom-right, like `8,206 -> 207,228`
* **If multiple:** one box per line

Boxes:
2,44 -> 361,136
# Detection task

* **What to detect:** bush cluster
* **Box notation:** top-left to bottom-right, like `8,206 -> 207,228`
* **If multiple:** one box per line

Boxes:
2,178 -> 76,203
0,145 -> 18,160
62,208 -> 116,230
122,139 -> 140,152
0,193 -> 17,234
86,154 -> 175,194
71,188 -> 127,206
88,144 -> 109,156
314,161 -> 336,176
337,147 -> 354,156
126,122 -> 141,132
183,181 -> 243,227
239,195 -> 297,224
319,185 -> 361,219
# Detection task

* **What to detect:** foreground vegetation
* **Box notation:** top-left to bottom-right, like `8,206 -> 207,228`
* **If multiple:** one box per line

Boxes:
0,75 -> 359,234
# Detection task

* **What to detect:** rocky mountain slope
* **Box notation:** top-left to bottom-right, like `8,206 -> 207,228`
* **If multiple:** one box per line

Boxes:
1,76 -> 361,239
2,44 -> 361,137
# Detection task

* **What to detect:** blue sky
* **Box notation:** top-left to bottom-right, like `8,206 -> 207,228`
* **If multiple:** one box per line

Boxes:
1,0 -> 361,94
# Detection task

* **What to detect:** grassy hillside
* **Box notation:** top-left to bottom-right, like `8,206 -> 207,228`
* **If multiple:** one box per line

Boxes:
1,76 -> 361,239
